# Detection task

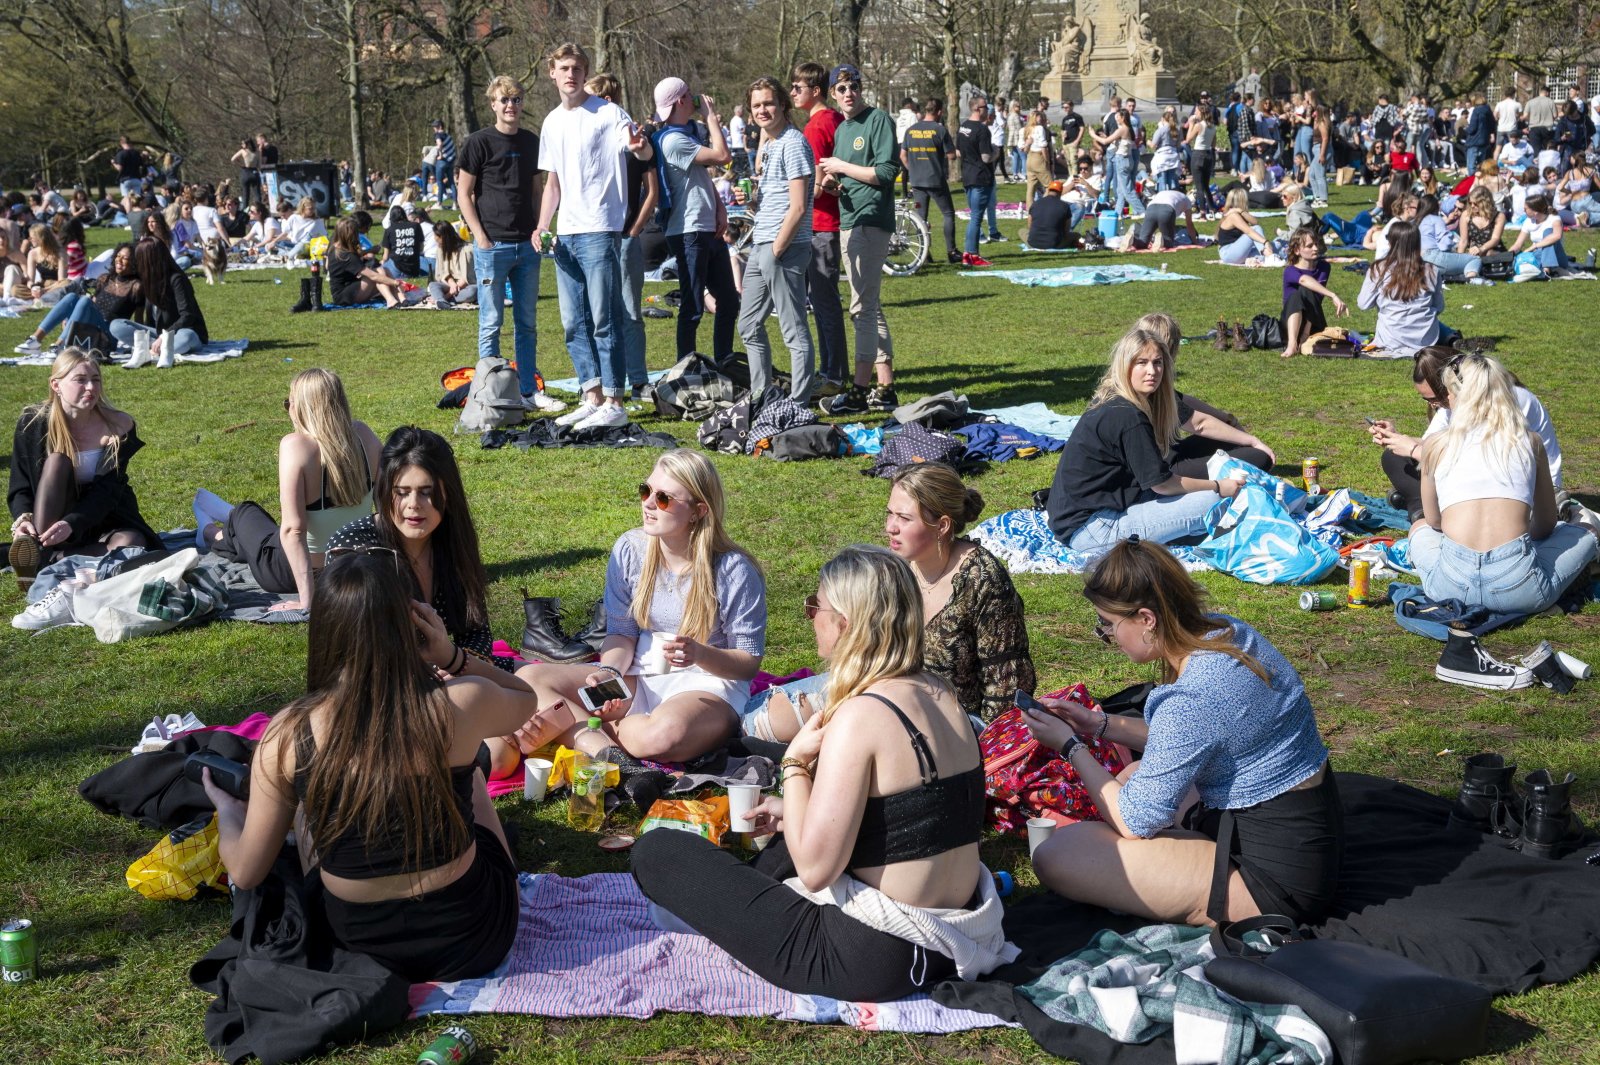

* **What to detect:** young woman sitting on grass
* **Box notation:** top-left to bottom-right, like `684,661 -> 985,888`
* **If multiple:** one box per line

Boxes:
633,544 -> 1012,1001
203,551 -> 537,982
1506,193 -> 1573,277
1455,184 -> 1505,261
1357,221 -> 1443,357
1278,225 -> 1348,357
201,368 -> 381,610
427,221 -> 477,308
23,223 -> 69,304
499,449 -> 765,769
8,348 -> 158,590
1024,538 -> 1342,926
110,237 -> 209,360
325,216 -> 407,308
742,462 -> 1036,742
13,242 -> 141,357
1045,327 -> 1246,552
1415,194 -> 1487,283
1557,156 -> 1598,227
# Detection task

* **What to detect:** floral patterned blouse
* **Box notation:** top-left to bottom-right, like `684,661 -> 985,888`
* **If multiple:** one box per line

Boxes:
924,539 -> 1036,721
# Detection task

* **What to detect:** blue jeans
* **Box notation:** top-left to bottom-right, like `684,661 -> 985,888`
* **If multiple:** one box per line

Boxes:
1464,145 -> 1485,173
667,230 -> 740,360
110,320 -> 200,355
1423,249 -> 1483,277
552,230 -> 627,398
1009,146 -> 1025,178
1294,124 -> 1313,163
740,672 -> 830,741
1410,526 -> 1597,614
1308,144 -> 1328,202
1155,168 -> 1180,192
985,191 -> 1001,239
1065,490 -> 1222,551
619,234 -> 647,389
964,184 -> 995,254
1321,210 -> 1372,247
1110,155 -> 1142,215
38,292 -> 109,339
473,240 -> 541,396
1219,231 -> 1261,264
1529,241 -> 1572,270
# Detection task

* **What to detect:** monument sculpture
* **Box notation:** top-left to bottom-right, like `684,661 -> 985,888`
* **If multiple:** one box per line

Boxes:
1040,0 -> 1175,112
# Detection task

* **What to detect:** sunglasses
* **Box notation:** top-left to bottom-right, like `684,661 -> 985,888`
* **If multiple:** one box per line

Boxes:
638,482 -> 684,509
497,96 -> 524,106
833,82 -> 862,94
1092,615 -> 1126,645
326,544 -> 402,573
283,397 -> 291,411
803,594 -> 839,620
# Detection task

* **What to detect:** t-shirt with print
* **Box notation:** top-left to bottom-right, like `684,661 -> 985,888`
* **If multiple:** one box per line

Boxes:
752,126 -> 815,246
538,95 -> 635,235
835,106 -> 899,231
658,126 -> 717,236
957,119 -> 994,187
803,107 -> 845,233
902,119 -> 954,189
1045,396 -> 1173,544
458,126 -> 541,242
383,219 -> 425,277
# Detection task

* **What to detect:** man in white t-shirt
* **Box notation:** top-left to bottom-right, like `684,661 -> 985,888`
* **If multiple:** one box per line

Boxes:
534,41 -> 653,431
728,104 -> 749,176
1497,131 -> 1533,172
1493,88 -> 1522,146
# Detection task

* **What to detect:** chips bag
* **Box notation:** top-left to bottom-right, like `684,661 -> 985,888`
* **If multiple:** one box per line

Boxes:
637,796 -> 731,847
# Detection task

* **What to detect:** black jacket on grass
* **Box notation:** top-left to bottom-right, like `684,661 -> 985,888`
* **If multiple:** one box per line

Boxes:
145,269 -> 210,342
8,410 -> 160,550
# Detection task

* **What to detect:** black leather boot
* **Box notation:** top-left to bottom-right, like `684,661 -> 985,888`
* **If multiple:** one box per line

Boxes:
289,277 -> 314,314
573,597 -> 607,654
1519,770 -> 1587,859
1448,753 -> 1519,836
519,591 -> 594,662
308,266 -> 324,311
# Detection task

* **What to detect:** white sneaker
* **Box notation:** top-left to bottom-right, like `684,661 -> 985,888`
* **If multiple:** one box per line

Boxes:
573,403 -> 629,431
12,583 -> 77,632
554,402 -> 598,427
526,390 -> 567,413
13,337 -> 41,355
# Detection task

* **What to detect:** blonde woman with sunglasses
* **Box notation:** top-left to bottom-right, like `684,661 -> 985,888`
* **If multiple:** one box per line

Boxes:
506,449 -> 766,765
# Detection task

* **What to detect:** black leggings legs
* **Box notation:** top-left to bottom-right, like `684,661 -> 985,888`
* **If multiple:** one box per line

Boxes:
34,453 -> 144,557
630,830 -> 955,1001
1169,434 -> 1274,479
1381,449 -> 1425,522
209,500 -> 297,593
911,187 -> 959,258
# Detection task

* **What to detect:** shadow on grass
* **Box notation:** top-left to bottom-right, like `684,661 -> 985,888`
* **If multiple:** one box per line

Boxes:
247,340 -> 317,353
1482,1008 -> 1543,1056
887,292 -> 996,310
486,547 -> 609,584
904,361 -> 1102,409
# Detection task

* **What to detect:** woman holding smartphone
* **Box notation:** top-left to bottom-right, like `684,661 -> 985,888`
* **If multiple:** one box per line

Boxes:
502,449 -> 766,766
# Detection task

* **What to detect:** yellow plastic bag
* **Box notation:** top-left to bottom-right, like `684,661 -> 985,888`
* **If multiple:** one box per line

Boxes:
638,796 -> 731,847
126,814 -> 229,900
547,746 -> 620,791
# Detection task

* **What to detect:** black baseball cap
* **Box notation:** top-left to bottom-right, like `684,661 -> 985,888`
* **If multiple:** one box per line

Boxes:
829,64 -> 862,89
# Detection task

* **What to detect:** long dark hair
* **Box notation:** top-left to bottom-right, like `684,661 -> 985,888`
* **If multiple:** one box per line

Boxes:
434,220 -> 464,257
268,552 -> 467,876
1373,220 -> 1432,301
134,237 -> 177,312
372,426 -> 490,638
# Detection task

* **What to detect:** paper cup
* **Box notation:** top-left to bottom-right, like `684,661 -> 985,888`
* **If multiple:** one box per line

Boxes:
642,631 -> 678,675
523,757 -> 555,802
1026,816 -> 1057,857
727,783 -> 761,829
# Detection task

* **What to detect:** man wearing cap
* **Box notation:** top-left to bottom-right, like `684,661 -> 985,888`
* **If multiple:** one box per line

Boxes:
535,41 -> 654,432
817,63 -> 902,416
458,73 -> 565,413
792,61 -> 849,395
432,119 -> 458,207
1026,180 -> 1073,249
653,76 -> 739,363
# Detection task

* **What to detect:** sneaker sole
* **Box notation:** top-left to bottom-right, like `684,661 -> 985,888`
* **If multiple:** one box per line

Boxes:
8,535 -> 41,592
1434,664 -> 1534,690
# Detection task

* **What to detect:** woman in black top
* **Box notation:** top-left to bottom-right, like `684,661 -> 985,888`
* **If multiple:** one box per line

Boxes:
109,237 -> 209,360
1046,326 -> 1245,551
326,216 -> 407,307
204,552 -> 538,981
633,545 -> 1010,1002
13,242 -> 141,356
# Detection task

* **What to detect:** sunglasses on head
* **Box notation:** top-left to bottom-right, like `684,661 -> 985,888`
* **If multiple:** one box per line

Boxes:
326,544 -> 402,573
638,483 -> 684,509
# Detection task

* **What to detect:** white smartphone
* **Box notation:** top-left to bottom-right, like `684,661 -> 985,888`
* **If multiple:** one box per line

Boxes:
578,675 -> 631,714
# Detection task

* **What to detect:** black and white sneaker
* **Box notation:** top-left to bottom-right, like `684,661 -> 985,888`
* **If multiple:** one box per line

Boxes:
865,386 -> 899,412
819,386 -> 868,416
1436,629 -> 1534,690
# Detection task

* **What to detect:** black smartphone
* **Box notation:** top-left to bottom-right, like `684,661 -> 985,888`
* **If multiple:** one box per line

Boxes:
1014,689 -> 1051,716
185,751 -> 251,801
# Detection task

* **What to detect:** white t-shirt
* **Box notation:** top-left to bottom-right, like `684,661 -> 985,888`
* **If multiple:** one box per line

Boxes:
1494,98 -> 1521,132
1498,141 -> 1532,170
1148,190 -> 1192,213
192,204 -> 225,241
1536,148 -> 1562,174
729,114 -> 747,147
1426,385 -> 1562,489
538,95 -> 635,235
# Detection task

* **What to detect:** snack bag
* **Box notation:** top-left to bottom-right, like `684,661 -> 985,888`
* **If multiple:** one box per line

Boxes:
637,796 -> 731,847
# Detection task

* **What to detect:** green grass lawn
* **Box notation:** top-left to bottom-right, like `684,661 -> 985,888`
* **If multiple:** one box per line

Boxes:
3,182 -> 1599,1063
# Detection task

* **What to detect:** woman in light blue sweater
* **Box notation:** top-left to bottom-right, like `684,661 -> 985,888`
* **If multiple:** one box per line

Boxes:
1025,538 -> 1341,926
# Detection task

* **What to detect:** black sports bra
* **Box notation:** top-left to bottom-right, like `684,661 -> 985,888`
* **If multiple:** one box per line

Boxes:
848,692 -> 986,869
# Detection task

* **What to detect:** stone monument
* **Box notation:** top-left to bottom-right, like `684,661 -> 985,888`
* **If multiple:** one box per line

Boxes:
1039,0 -> 1175,114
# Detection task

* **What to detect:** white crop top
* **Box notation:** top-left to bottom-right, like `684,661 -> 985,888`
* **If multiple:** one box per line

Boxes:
75,446 -> 104,485
1432,430 -> 1535,513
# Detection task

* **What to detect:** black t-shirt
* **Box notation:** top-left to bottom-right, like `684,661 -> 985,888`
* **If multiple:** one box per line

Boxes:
383,220 -> 425,277
260,143 -> 279,167
902,120 -> 954,189
328,249 -> 367,304
622,153 -> 648,233
221,210 -> 249,238
459,126 -> 541,242
1026,196 -> 1071,248
114,148 -> 144,181
1046,396 -> 1174,543
1059,113 -> 1085,151
957,119 -> 994,187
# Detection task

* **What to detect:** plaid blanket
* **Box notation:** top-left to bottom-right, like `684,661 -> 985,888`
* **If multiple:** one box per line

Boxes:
1020,925 -> 1331,1065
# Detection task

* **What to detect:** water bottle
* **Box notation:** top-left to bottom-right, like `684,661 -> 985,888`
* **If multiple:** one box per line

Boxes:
567,717 -> 607,831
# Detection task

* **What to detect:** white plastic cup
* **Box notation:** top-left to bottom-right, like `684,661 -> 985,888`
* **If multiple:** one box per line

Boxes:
727,783 -> 761,829
76,566 -> 98,585
1026,816 -> 1057,857
523,757 -> 555,802
1556,651 -> 1592,680
643,631 -> 678,675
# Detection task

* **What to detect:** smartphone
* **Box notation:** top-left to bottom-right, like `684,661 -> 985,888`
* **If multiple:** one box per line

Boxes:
579,675 -> 632,714
1363,416 -> 1377,427
1014,689 -> 1051,716
185,751 -> 251,801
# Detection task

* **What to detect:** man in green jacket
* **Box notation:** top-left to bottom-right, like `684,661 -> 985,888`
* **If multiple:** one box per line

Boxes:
817,63 -> 902,415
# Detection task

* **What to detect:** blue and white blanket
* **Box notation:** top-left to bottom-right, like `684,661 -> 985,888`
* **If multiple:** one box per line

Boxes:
960,264 -> 1200,287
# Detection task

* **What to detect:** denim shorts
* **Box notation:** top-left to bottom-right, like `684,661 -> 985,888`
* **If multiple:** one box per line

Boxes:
1410,525 -> 1597,615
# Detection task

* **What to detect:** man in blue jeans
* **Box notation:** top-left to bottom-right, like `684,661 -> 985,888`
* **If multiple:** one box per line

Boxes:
956,94 -> 996,266
431,119 -> 458,208
535,41 -> 654,432
458,73 -> 565,413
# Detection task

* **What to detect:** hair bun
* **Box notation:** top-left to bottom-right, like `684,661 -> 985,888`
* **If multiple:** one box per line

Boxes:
961,487 -> 984,524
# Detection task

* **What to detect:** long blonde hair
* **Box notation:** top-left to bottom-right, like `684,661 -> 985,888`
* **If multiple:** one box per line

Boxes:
29,223 -> 61,265
289,368 -> 369,508
28,348 -> 126,468
1428,354 -> 1531,477
819,545 -> 928,724
1090,328 -> 1179,455
631,449 -> 753,642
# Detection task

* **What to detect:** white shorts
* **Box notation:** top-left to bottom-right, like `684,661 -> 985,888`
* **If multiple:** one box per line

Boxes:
627,668 -> 748,718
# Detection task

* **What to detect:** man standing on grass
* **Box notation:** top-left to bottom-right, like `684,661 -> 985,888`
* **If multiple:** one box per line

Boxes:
534,42 -> 654,432
432,119 -> 458,208
957,93 -> 997,267
792,61 -> 849,395
1526,85 -> 1556,154
902,98 -> 961,265
458,74 -> 565,413
817,63 -> 901,416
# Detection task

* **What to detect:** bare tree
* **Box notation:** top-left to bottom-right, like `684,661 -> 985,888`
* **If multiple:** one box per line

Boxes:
380,0 -> 512,137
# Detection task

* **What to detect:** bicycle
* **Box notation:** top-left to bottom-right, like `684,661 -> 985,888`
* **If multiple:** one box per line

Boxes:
723,198 -> 930,277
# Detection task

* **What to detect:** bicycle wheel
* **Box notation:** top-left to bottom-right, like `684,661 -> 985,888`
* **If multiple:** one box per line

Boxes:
725,209 -> 755,258
883,203 -> 930,276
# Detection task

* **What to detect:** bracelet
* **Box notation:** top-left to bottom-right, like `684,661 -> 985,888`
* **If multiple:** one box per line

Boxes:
1060,736 -> 1083,761
779,756 -> 815,774
1212,479 -> 1221,494
447,647 -> 467,675
595,663 -> 623,681
781,763 -> 814,780
1094,709 -> 1109,743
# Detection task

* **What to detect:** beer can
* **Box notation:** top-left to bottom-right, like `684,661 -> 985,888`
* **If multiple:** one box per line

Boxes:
1299,590 -> 1341,611
1301,457 -> 1320,492
538,231 -> 555,254
738,178 -> 754,202
1,918 -> 38,985
417,1024 -> 478,1064
1347,558 -> 1372,608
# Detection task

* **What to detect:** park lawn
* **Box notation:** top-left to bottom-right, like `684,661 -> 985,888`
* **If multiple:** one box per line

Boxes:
2,182 -> 1599,1064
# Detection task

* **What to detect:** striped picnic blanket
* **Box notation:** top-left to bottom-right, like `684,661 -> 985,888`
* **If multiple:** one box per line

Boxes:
409,871 -> 1015,1034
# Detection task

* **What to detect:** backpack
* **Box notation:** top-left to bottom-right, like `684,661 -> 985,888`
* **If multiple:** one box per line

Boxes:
1248,312 -> 1286,350
747,392 -> 817,453
980,684 -> 1130,836
650,125 -> 701,229
864,422 -> 973,478
761,423 -> 847,461
457,356 -> 525,433
653,351 -> 740,421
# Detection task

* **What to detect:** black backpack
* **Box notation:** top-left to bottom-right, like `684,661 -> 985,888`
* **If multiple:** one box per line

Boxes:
747,393 -> 817,453
1248,313 -> 1286,350
763,423 -> 847,461
697,392 -> 757,454
865,423 -> 974,478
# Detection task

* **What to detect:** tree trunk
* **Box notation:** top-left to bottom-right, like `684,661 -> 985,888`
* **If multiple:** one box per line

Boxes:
449,52 -> 478,137
343,0 -> 367,207
834,0 -> 871,67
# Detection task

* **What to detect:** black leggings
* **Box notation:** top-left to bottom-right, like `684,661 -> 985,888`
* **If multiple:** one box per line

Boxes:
1134,204 -> 1178,246
1191,150 -> 1217,212
33,453 -> 146,557
911,186 -> 958,257
1381,448 -> 1425,522
1169,434 -> 1274,479
209,500 -> 296,593
630,830 -> 957,1002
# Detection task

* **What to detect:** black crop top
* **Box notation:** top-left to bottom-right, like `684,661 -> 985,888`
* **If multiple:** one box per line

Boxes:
293,722 -> 478,879
848,692 -> 986,869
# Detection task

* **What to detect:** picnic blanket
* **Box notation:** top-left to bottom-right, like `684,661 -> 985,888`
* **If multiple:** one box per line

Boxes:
969,508 -> 1215,575
2,339 -> 251,368
934,773 -> 1600,1065
1020,243 -> 1082,253
409,871 -> 1015,1034
960,264 -> 1199,287
1206,256 -> 1363,269
955,202 -> 1029,220
973,403 -> 1080,440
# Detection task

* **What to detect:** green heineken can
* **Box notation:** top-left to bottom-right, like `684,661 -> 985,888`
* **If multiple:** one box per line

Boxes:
538,231 -> 555,254
1298,590 -> 1341,612
738,178 -> 754,203
1,918 -> 38,985
417,1023 -> 478,1064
